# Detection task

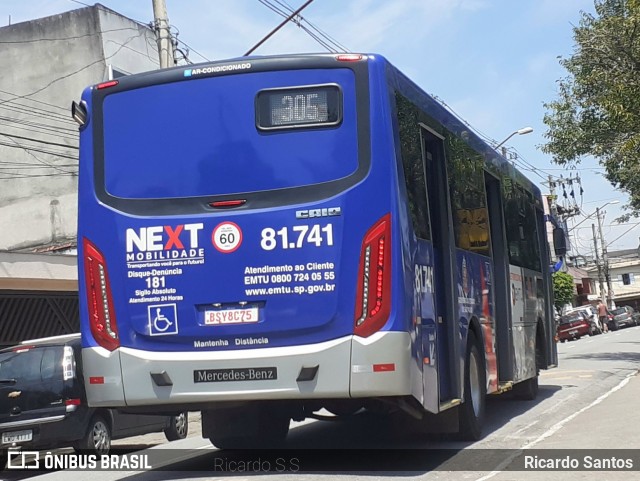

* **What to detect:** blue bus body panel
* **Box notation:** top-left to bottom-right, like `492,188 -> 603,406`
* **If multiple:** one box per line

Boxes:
78,58 -> 407,353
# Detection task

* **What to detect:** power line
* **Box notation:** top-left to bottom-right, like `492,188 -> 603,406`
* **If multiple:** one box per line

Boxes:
0,88 -> 67,113
0,172 -> 76,179
275,0 -> 349,51
0,32 -> 146,109
0,131 -> 78,150
0,107 -> 75,130
0,115 -> 77,137
167,25 -> 210,63
245,0 -> 316,56
0,138 -> 78,163
256,0 -> 348,53
0,160 -> 76,167
0,105 -> 76,130
0,120 -> 78,142
0,27 -> 140,44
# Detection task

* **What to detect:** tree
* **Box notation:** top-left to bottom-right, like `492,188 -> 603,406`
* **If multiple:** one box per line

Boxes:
542,0 -> 640,219
552,271 -> 575,312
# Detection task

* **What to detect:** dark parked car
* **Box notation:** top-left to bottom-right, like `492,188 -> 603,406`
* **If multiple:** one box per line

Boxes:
617,306 -> 640,326
0,334 -> 188,467
557,311 -> 591,342
608,307 -> 636,330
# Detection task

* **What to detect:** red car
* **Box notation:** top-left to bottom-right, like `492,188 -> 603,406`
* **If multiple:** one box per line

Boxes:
557,311 -> 591,342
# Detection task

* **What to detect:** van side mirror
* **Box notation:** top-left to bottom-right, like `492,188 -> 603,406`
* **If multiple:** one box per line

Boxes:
553,226 -> 567,257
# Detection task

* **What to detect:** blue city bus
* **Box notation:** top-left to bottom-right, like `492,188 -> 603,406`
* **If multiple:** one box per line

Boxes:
74,53 -> 561,447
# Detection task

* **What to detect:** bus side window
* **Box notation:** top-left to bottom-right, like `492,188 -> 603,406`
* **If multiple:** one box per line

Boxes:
396,93 -> 431,240
503,183 -> 541,271
446,135 -> 491,256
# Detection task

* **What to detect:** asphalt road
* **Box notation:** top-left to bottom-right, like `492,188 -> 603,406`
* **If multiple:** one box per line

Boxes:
7,324 -> 640,480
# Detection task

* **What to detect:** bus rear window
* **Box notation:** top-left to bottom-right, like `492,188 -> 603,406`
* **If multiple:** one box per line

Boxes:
100,69 -> 358,200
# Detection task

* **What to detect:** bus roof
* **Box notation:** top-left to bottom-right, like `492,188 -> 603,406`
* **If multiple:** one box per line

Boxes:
381,56 -> 542,200
88,52 -> 541,201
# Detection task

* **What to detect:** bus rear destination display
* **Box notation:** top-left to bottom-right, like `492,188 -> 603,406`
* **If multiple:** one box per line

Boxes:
256,84 -> 342,129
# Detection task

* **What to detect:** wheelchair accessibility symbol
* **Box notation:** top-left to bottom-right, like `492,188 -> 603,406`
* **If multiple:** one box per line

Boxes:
148,304 -> 178,336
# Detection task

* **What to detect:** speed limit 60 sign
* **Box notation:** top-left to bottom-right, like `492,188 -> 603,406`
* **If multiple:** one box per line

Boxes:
212,222 -> 243,253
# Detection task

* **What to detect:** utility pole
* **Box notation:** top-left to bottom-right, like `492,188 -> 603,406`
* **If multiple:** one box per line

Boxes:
547,174 -> 558,218
593,223 -> 606,304
152,0 -> 174,68
596,207 -> 614,308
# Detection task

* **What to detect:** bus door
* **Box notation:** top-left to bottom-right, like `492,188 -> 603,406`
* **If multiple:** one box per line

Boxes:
420,126 -> 460,409
484,173 -> 507,390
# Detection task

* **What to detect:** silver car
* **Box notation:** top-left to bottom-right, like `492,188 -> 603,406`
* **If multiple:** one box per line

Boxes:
609,307 -> 636,330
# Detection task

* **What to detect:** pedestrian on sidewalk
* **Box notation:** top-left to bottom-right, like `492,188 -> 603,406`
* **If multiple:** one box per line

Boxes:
597,300 -> 610,333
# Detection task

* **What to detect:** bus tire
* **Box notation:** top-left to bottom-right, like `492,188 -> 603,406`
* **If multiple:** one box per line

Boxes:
205,403 -> 290,449
458,331 -> 486,441
164,412 -> 189,441
75,415 -> 111,455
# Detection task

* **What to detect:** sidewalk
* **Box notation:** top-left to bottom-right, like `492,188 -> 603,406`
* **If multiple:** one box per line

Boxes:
487,371 -> 640,480
531,370 -> 640,450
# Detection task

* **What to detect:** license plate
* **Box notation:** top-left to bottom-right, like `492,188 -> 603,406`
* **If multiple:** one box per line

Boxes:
194,367 -> 277,383
204,307 -> 259,325
2,429 -> 32,444
569,329 -> 578,335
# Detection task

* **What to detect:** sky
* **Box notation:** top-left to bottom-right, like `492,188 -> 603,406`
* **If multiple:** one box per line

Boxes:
1,0 -> 636,255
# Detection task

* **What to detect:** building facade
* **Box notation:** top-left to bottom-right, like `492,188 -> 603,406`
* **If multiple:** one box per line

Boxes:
0,4 -> 161,345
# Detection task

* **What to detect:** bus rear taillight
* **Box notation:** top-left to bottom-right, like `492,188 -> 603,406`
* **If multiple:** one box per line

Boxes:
83,238 -> 120,351
354,214 -> 391,337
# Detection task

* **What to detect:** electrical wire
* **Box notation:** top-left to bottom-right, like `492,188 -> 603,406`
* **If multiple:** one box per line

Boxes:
0,32 -> 146,109
0,120 -> 78,142
0,116 -> 77,138
0,131 -> 78,150
0,27 -> 140,44
256,0 -> 348,53
0,160 -> 76,167
0,138 -> 78,163
276,0 -> 349,51
0,172 -> 76,179
0,88 -> 68,113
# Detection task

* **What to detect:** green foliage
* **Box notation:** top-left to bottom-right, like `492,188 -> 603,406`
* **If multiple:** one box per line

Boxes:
542,0 -> 640,219
552,271 -> 575,309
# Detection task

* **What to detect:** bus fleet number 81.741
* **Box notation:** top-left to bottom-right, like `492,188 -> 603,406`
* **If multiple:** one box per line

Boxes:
261,224 -> 333,251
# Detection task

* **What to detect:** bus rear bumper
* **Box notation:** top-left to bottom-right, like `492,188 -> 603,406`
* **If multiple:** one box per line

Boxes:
82,332 -> 412,407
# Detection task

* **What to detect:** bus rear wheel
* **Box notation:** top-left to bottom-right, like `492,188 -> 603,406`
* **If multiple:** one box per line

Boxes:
458,331 -> 486,441
203,403 -> 290,449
